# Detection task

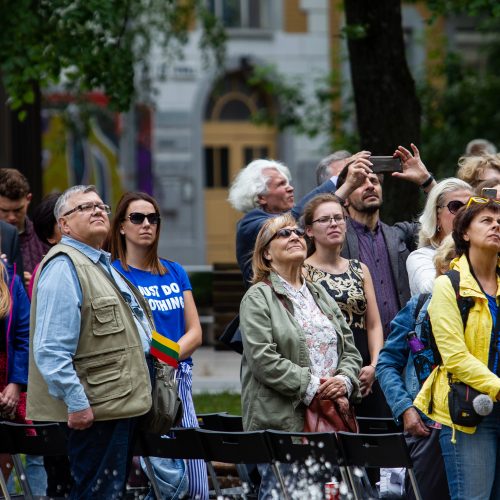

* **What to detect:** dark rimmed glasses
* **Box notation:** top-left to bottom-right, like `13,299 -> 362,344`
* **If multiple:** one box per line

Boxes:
438,200 -> 466,215
266,227 -> 305,245
126,212 -> 161,225
63,202 -> 111,217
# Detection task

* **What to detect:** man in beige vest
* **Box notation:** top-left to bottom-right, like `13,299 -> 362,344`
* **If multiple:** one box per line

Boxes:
27,185 -> 153,499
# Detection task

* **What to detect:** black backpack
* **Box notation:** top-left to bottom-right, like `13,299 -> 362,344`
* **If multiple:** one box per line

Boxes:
412,269 -> 474,381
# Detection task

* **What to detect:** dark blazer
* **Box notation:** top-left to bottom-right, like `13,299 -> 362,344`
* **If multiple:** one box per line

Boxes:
0,220 -> 24,279
341,218 -> 418,308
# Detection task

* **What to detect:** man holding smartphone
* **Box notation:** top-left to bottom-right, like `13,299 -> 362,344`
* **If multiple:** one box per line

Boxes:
336,144 -> 436,338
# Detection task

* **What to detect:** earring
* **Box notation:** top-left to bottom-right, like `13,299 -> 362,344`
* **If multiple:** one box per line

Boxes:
436,225 -> 441,233
120,230 -> 125,235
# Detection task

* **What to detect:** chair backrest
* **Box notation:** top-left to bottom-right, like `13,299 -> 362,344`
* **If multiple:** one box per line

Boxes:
217,414 -> 243,432
197,429 -> 273,464
356,417 -> 402,434
1,422 -> 67,456
336,432 -> 413,469
197,412 -> 227,430
266,430 -> 342,465
135,427 -> 206,460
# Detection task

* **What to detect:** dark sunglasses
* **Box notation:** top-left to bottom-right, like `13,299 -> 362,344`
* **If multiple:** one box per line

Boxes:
126,212 -> 161,225
438,200 -> 465,215
267,227 -> 305,245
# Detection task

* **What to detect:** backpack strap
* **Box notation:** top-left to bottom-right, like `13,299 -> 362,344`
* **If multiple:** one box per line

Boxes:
414,292 -> 431,325
445,269 -> 474,330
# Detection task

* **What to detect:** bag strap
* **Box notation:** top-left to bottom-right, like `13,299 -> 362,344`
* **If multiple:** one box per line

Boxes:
414,292 -> 430,325
262,278 -> 292,314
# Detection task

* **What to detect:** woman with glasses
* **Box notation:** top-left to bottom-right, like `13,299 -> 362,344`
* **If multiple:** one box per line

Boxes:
240,213 -> 361,497
109,192 -> 205,500
303,193 -> 386,417
414,197 -> 500,499
406,178 -> 472,296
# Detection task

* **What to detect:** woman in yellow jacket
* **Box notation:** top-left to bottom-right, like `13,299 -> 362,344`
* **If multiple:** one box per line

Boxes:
414,197 -> 500,500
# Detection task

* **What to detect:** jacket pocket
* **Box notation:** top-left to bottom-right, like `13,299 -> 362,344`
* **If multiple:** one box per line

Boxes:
91,296 -> 125,336
75,350 -> 132,403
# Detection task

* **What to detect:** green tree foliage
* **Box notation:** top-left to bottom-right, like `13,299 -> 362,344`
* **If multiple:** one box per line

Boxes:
0,0 -> 225,115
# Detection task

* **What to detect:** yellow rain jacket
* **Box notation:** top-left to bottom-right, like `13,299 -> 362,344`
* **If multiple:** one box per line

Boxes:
414,254 -> 500,437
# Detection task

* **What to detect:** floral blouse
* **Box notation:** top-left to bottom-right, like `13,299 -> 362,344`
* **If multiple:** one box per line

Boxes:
278,276 -> 353,405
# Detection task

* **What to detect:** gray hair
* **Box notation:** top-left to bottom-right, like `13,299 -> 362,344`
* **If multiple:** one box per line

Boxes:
418,177 -> 472,248
228,159 -> 291,213
54,185 -> 98,220
465,138 -> 497,156
315,150 -> 351,185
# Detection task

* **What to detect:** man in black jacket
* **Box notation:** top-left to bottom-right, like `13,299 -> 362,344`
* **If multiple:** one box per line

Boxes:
0,219 -> 23,278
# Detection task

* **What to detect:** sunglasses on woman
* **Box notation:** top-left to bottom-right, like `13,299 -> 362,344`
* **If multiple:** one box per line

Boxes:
266,227 -> 305,245
126,212 -> 161,225
465,196 -> 500,210
438,200 -> 466,215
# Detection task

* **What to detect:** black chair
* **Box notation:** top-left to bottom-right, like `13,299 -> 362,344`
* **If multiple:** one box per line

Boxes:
0,421 -> 67,500
197,412 -> 227,430
197,429 -> 282,498
266,430 -> 350,496
336,432 -> 423,500
217,414 -> 243,432
356,417 -> 402,434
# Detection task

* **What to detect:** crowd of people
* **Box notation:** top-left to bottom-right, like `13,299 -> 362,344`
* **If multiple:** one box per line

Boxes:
0,137 -> 499,500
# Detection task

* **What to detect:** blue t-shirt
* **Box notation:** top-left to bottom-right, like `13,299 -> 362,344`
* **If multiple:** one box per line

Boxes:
485,292 -> 499,374
113,259 -> 193,364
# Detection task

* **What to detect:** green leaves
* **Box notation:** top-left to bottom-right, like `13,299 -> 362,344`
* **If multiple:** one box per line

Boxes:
0,0 -> 225,113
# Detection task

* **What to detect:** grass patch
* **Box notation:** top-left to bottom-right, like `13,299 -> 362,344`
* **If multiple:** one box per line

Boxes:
193,391 -> 241,416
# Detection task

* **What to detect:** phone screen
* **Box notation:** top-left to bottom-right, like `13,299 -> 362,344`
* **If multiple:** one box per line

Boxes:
370,156 -> 402,174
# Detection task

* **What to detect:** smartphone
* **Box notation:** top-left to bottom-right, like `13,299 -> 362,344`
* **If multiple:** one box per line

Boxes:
370,156 -> 402,174
482,188 -> 497,199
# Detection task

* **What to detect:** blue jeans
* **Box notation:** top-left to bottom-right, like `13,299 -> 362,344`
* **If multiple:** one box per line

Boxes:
66,418 -> 138,499
439,404 -> 500,500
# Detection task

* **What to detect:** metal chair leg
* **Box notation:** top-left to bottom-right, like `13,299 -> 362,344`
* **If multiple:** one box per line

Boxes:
206,461 -> 223,498
11,454 -> 33,500
0,468 -> 11,500
407,469 -> 423,500
271,463 -> 290,500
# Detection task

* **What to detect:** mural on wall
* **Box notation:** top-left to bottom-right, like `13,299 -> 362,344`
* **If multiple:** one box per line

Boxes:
41,92 -> 153,208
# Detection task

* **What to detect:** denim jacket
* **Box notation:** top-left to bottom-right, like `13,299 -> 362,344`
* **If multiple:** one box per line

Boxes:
376,294 -> 434,425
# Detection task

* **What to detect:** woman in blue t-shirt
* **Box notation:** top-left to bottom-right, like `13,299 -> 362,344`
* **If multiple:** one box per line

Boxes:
110,191 -> 207,500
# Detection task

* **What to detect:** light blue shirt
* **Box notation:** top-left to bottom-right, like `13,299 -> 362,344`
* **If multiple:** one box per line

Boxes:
33,236 -> 152,413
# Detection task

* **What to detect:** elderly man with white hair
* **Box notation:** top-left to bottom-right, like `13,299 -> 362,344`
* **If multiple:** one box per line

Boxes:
228,156 -> 372,285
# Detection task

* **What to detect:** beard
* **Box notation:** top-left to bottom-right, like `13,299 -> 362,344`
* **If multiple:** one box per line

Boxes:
349,197 -> 383,214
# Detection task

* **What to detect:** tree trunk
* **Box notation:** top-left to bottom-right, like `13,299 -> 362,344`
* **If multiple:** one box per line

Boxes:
344,0 -> 422,223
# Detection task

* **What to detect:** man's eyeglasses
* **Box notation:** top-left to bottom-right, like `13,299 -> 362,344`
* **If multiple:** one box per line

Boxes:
63,203 -> 111,217
311,215 -> 346,226
266,227 -> 305,245
465,196 -> 500,210
438,200 -> 466,215
126,212 -> 161,225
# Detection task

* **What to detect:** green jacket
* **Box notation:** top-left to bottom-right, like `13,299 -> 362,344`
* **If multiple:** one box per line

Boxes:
27,244 -> 152,422
240,272 -> 362,432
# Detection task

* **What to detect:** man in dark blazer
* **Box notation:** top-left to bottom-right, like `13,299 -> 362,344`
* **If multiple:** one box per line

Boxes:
336,150 -> 435,337
0,219 -> 23,278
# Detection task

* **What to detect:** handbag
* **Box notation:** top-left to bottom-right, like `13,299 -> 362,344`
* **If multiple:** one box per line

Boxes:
218,314 -> 243,354
304,395 -> 359,433
448,380 -> 484,427
141,361 -> 183,434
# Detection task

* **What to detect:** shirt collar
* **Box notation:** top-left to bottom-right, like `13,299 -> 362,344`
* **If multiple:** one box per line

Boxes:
276,273 -> 308,298
349,216 -> 380,234
60,235 -> 110,264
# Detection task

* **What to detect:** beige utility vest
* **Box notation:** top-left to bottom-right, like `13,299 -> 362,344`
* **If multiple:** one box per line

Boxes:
27,244 -> 152,421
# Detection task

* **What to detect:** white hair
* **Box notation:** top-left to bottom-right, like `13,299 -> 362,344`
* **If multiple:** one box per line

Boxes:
418,177 -> 472,248
54,185 -> 98,220
228,159 -> 291,213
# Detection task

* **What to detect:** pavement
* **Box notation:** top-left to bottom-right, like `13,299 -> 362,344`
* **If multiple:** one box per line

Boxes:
191,346 -> 242,394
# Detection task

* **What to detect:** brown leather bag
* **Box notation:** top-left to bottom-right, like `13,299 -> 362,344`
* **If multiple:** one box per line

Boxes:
304,396 -> 359,434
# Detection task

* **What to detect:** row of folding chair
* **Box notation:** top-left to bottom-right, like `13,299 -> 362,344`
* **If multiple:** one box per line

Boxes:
0,417 -> 418,500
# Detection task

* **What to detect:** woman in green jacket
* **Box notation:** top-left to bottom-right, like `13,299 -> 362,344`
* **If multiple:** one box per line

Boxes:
239,213 -> 362,498
414,197 -> 500,500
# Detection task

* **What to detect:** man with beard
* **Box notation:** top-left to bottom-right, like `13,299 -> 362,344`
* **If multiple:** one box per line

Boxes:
337,146 -> 435,337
